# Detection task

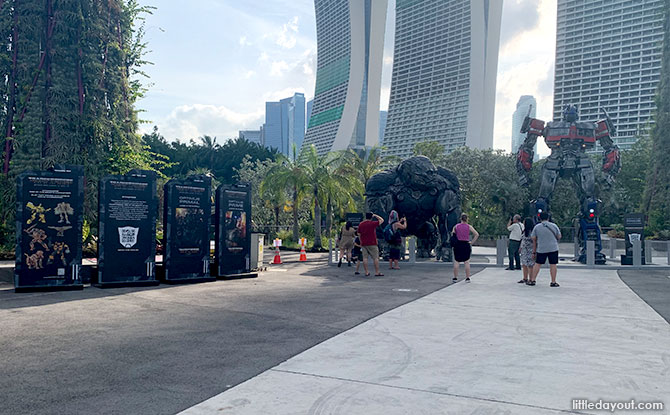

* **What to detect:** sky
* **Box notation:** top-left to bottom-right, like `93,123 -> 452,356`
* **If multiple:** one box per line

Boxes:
137,0 -> 557,156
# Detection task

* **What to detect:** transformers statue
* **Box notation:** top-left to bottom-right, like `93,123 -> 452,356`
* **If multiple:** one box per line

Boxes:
516,105 -> 621,264
366,156 -> 461,261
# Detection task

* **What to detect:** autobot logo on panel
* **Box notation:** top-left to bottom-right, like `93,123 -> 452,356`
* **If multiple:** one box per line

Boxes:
118,226 -> 139,248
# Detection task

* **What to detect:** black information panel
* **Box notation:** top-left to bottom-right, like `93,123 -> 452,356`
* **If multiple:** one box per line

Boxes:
163,176 -> 213,282
622,213 -> 645,265
345,213 -> 364,227
15,166 -> 84,290
98,170 -> 158,286
215,183 -> 251,276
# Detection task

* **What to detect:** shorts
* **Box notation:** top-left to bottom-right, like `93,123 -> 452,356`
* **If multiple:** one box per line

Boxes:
362,245 -> 379,261
352,249 -> 362,262
536,251 -> 559,265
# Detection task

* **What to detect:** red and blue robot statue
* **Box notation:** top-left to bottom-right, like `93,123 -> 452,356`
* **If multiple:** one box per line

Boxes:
516,105 -> 621,264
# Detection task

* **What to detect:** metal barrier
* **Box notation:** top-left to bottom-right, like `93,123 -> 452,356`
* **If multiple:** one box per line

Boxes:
586,240 -> 595,266
496,237 -> 507,266
633,240 -> 642,266
408,236 -> 416,263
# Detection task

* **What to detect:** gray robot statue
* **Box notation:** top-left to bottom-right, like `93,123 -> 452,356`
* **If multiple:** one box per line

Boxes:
516,104 -> 621,264
366,156 -> 461,261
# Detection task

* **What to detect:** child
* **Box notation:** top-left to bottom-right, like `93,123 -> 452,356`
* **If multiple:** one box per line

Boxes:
352,234 -> 363,275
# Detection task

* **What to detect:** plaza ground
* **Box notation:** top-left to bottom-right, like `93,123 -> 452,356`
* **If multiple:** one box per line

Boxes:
1,251 -> 669,414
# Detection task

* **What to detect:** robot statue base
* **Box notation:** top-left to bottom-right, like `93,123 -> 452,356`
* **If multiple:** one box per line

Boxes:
366,156 -> 461,262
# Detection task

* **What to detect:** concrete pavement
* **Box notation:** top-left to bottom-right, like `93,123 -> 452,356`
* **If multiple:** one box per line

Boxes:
181,267 -> 670,415
0,255 -> 475,415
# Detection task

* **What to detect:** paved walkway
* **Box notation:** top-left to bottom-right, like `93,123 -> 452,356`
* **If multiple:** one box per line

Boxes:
181,267 -> 670,414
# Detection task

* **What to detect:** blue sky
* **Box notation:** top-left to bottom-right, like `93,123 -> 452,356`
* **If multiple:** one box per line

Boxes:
138,0 -> 557,155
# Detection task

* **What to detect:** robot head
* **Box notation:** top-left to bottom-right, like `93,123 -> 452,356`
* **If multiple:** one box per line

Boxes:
398,156 -> 438,190
563,105 -> 579,122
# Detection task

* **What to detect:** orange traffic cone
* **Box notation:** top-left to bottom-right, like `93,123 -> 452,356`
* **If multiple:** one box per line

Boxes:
272,245 -> 282,264
299,245 -> 307,261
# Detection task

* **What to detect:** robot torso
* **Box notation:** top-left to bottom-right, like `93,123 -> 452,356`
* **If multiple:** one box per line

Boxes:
544,120 -> 597,151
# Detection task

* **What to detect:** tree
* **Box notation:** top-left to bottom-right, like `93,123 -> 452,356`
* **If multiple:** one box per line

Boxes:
441,147 -> 528,236
643,0 -> 670,231
0,0 -> 154,231
340,146 -> 393,209
300,144 -> 342,249
261,145 -> 308,241
413,140 -> 446,164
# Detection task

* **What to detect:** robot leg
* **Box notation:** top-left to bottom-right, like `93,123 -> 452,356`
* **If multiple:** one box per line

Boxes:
575,163 -> 606,264
531,164 -> 558,224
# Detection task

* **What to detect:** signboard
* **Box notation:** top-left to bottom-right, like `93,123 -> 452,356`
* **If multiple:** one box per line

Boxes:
163,176 -> 213,282
98,170 -> 158,286
622,213 -> 645,265
345,212 -> 364,227
215,183 -> 252,276
15,166 -> 84,291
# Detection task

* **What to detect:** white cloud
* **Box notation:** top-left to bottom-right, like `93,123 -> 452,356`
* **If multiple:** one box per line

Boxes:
239,36 -> 251,46
493,0 -> 557,155
242,70 -> 256,79
270,61 -> 290,77
159,104 -> 264,142
276,16 -> 299,49
258,52 -> 269,62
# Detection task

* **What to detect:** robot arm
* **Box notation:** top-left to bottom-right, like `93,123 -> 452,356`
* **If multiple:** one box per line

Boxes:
516,111 -> 545,186
595,109 -> 621,185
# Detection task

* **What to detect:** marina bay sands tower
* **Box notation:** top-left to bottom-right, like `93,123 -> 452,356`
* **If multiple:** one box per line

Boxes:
384,0 -> 503,157
303,0 -> 388,155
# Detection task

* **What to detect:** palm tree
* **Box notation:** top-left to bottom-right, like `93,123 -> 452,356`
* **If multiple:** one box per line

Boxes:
319,151 -> 357,237
261,145 -> 307,241
199,135 -> 219,171
341,146 -> 395,205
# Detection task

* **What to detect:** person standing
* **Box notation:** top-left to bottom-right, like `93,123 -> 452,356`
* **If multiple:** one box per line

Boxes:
357,212 -> 385,276
452,214 -> 479,282
352,234 -> 363,275
518,217 -> 536,284
387,210 -> 407,270
338,221 -> 356,267
529,212 -> 561,287
506,214 -> 524,270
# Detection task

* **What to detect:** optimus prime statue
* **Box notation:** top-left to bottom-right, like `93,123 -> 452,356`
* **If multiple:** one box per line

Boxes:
516,104 -> 621,264
366,156 -> 461,261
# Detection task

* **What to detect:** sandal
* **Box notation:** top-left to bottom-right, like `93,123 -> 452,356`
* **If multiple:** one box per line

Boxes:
365,273 -> 370,276
355,271 -> 360,275
550,282 -> 560,287
452,277 -> 458,281
518,279 -> 527,284
375,273 -> 384,276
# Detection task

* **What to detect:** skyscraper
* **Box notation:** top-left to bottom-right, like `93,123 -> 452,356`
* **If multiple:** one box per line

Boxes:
262,93 -> 306,157
553,0 -> 664,150
383,0 -> 503,158
238,129 -> 263,145
379,110 -> 388,145
511,95 -> 537,154
303,0 -> 388,155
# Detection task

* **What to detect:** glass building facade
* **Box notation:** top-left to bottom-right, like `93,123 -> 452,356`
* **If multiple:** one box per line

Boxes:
553,0 -> 664,150
304,0 -> 387,155
383,0 -> 502,158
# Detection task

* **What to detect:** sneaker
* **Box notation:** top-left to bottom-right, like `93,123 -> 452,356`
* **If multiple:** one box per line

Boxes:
505,267 -> 514,270
530,281 -> 536,286
465,278 -> 470,282
550,282 -> 560,287
518,279 -> 527,283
